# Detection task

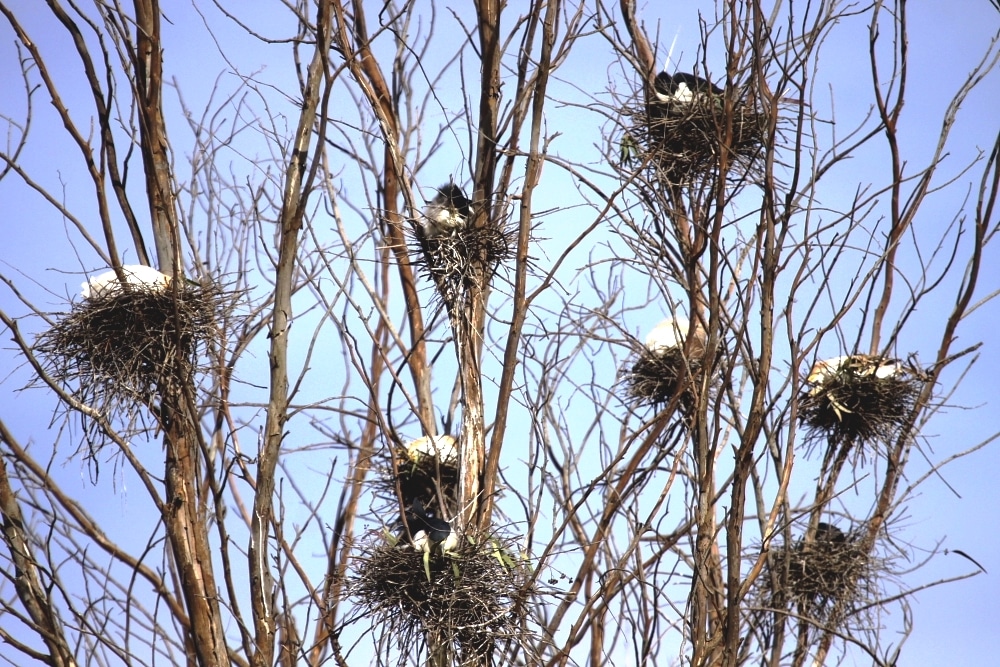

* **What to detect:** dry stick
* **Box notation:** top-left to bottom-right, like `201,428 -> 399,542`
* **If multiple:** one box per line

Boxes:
0,426 -> 88,667
251,4 -> 331,665
333,0 -> 437,437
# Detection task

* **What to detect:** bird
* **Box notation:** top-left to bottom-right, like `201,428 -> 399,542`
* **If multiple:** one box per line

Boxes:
81,265 -> 171,300
420,183 -> 472,239
652,71 -> 723,109
806,354 -> 902,394
404,434 -> 458,466
395,499 -> 459,581
814,522 -> 847,545
644,316 -> 706,358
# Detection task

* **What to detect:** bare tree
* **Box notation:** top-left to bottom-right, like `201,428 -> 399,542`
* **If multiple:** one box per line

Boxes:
0,1 -> 996,666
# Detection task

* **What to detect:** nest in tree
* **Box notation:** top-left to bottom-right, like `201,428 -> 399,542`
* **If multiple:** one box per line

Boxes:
349,531 -> 535,666
625,347 -> 701,409
763,524 -> 876,621
373,445 -> 460,511
628,98 -> 768,182
411,222 -> 515,306
800,361 -> 923,445
33,281 -> 235,445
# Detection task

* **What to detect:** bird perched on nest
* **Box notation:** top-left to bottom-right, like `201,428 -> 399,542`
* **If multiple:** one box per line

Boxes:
814,522 -> 847,545
644,316 -> 706,358
404,434 -> 458,466
396,499 -> 459,581
420,183 -> 472,239
81,265 -> 172,300
806,354 -> 901,395
651,71 -> 723,112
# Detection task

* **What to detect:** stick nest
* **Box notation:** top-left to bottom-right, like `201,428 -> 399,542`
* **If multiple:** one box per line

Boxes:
412,222 -> 515,306
34,282 -> 235,439
800,367 -> 923,444
625,347 -> 701,409
762,525 -> 877,621
349,532 -> 535,665
629,99 -> 768,181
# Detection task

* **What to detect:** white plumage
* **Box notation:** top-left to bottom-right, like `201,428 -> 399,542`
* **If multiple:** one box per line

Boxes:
644,316 -> 707,358
404,434 -> 458,466
81,265 -> 171,299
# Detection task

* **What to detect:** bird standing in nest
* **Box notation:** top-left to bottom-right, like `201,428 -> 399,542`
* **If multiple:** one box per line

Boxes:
396,499 -> 459,581
81,265 -> 172,299
420,183 -> 472,239
651,71 -> 723,114
644,316 -> 707,359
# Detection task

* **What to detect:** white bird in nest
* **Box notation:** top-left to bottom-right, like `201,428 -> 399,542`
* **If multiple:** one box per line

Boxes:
806,354 -> 902,394
420,183 -> 472,239
81,265 -> 171,300
404,434 -> 458,466
644,316 -> 706,358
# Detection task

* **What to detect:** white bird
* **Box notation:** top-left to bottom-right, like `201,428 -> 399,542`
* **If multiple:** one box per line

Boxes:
644,316 -> 705,358
81,265 -> 171,299
420,183 -> 471,239
404,434 -> 458,466
807,354 -> 902,393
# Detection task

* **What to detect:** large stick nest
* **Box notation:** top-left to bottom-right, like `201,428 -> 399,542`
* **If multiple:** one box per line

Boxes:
760,524 -> 878,622
628,98 -> 768,182
34,281 -> 236,441
411,222 -> 515,307
625,347 -> 702,410
349,532 -> 535,666
800,365 -> 923,445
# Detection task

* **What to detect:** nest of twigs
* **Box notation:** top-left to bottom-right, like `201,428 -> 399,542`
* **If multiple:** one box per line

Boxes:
625,347 -> 701,409
800,367 -> 922,445
629,98 -> 768,182
373,446 -> 460,511
763,524 -> 876,621
350,532 -> 535,666
34,282 -> 233,439
412,223 -> 515,306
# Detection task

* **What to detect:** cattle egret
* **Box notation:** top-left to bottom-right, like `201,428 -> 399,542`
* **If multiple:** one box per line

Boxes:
644,316 -> 705,358
421,183 -> 471,238
404,434 -> 458,466
81,265 -> 171,300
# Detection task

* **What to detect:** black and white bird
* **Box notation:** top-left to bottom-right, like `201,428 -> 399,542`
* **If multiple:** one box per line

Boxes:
81,265 -> 171,300
420,183 -> 472,239
396,499 -> 459,580
652,71 -> 723,111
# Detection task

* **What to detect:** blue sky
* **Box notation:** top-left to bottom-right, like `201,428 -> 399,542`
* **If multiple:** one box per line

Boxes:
0,1 -> 998,665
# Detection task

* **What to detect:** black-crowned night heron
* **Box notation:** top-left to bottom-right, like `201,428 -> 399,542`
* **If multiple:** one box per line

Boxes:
396,499 -> 459,581
652,71 -> 723,110
421,183 -> 472,239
